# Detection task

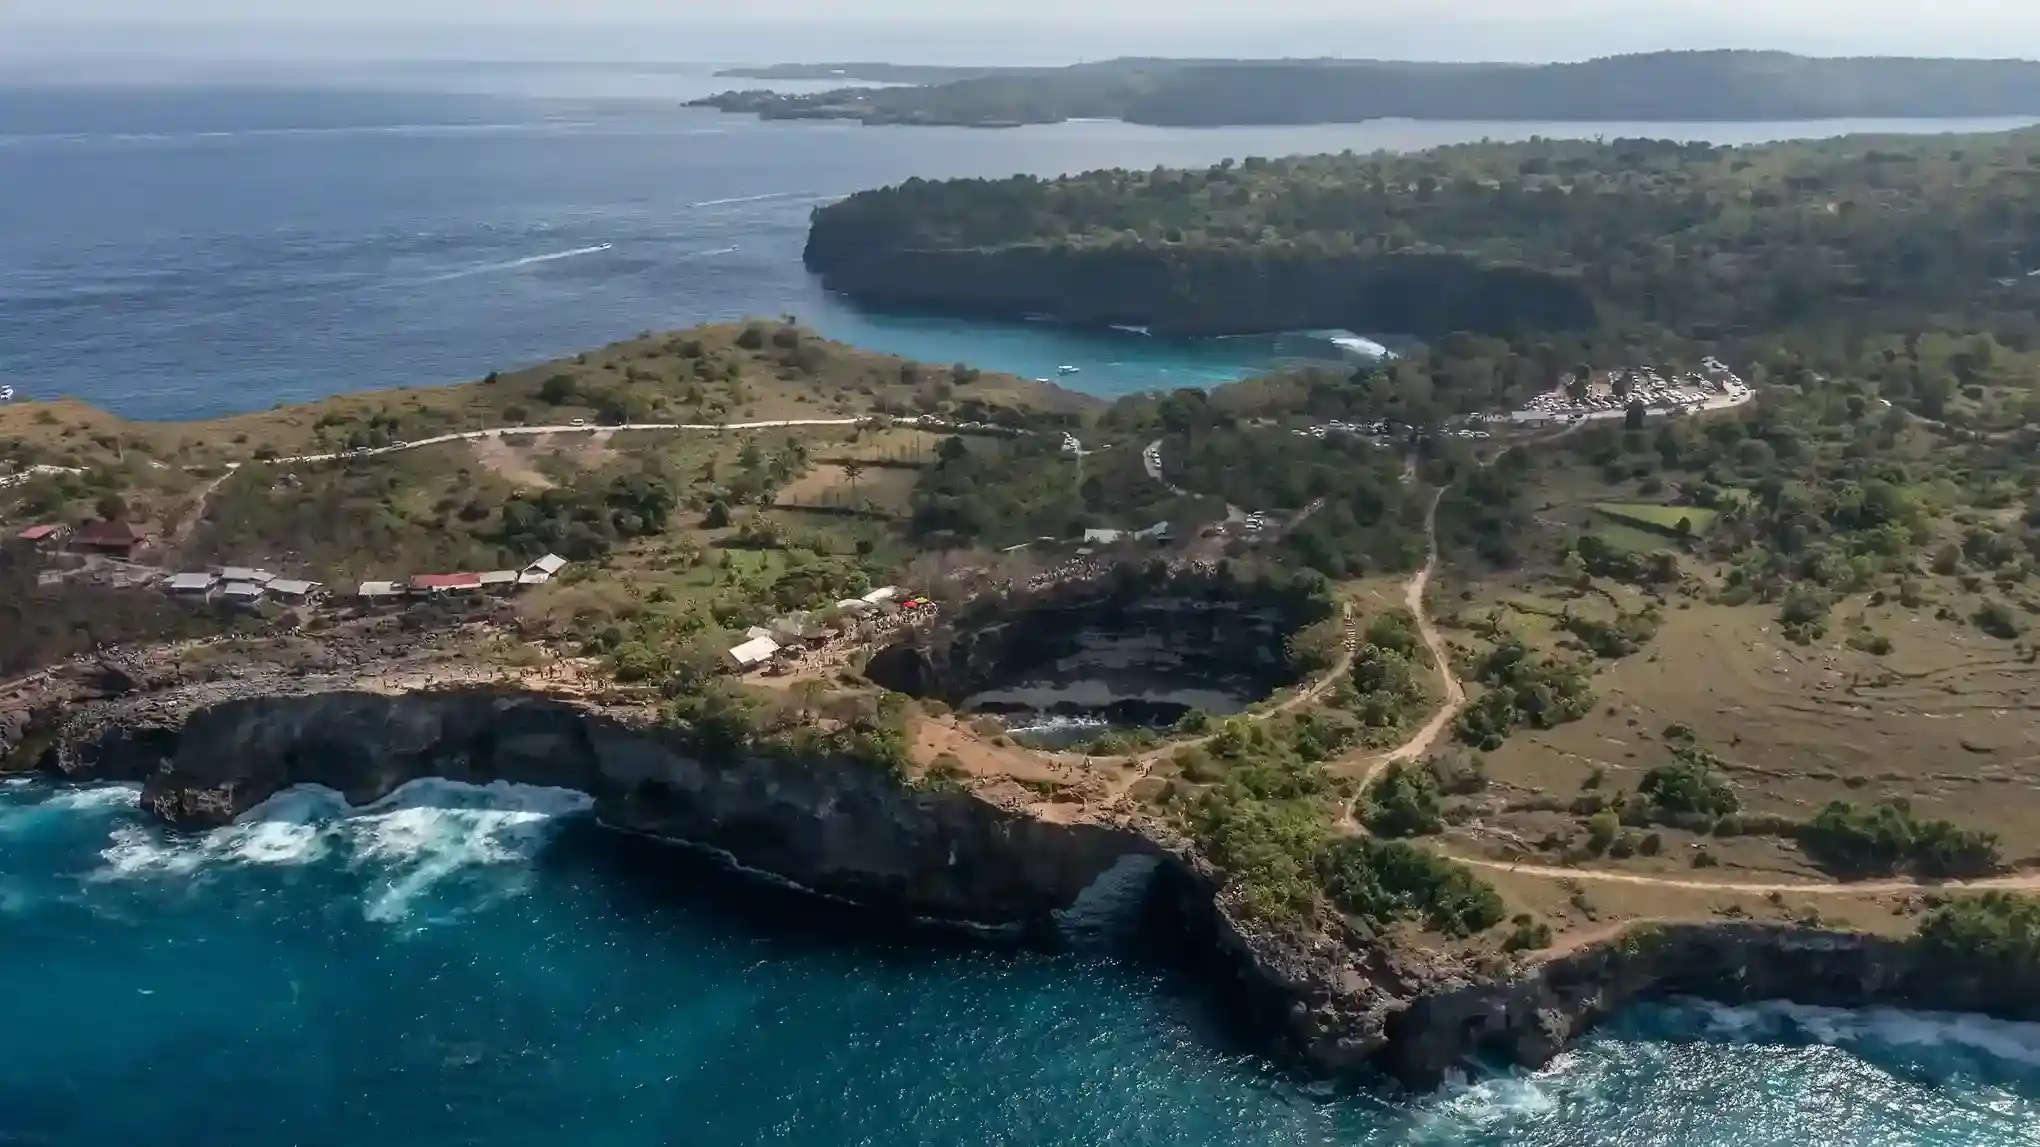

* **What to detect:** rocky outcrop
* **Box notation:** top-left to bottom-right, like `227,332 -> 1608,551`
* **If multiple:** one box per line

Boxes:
34,685 -> 1154,929
800,236 -> 1599,340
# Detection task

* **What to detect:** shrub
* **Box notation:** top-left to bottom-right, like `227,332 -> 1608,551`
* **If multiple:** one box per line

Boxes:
1586,810 -> 1621,855
1504,914 -> 1553,952
1364,762 -> 1444,838
1637,745 -> 1739,820
1320,837 -> 1505,938
1914,893 -> 2040,982
735,325 -> 767,350
1799,800 -> 2000,878
1975,600 -> 2022,639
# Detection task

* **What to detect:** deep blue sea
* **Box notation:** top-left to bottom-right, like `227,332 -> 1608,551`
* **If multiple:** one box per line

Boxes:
2,66 -> 2034,418
5,777 -> 2040,1146
6,68 -> 2040,1142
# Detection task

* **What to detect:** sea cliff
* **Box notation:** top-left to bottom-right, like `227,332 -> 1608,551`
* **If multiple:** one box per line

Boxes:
8,676 -> 2038,1088
798,238 -> 1599,341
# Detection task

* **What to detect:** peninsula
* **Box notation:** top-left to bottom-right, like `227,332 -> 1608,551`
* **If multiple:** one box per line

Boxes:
690,50 -> 2040,128
802,126 -> 2040,341
7,300 -> 2040,1086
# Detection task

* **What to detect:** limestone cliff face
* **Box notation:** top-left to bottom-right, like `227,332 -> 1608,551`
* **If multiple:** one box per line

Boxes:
23,681 -> 2040,1090
42,687 -> 1153,929
799,236 -> 1599,340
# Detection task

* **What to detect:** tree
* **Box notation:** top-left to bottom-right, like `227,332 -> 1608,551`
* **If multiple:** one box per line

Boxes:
842,460 -> 866,502
703,499 -> 732,529
94,492 -> 128,522
1624,400 -> 1647,430
539,374 -> 576,405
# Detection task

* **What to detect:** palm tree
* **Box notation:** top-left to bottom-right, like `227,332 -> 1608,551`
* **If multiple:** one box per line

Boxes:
842,460 -> 866,504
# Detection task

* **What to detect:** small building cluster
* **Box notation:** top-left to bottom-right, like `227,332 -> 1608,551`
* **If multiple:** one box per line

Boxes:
150,553 -> 569,611
724,584 -> 936,672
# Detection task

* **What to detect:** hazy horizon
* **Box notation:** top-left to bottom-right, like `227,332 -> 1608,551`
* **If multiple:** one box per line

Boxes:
7,5 -> 2040,69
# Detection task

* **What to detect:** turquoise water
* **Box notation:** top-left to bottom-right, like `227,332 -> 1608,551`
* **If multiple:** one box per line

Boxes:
4,77 -> 2032,417
4,777 -> 2039,1146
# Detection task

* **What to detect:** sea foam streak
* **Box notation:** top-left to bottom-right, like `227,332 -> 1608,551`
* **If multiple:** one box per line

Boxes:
418,243 -> 614,283
1689,1000 -> 2040,1070
97,779 -> 593,923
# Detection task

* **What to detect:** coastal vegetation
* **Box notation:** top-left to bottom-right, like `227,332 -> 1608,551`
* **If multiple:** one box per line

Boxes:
804,127 -> 2040,344
697,51 -> 2040,128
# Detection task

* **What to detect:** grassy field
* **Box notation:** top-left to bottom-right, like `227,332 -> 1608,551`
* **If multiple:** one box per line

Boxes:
1442,577 -> 2040,878
1588,520 -> 1677,555
1593,502 -> 1719,534
0,322 -> 1095,473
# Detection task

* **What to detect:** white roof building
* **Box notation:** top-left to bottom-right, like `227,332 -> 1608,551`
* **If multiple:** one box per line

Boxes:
525,553 -> 567,576
358,580 -> 404,598
478,570 -> 520,589
220,582 -> 267,602
727,636 -> 779,668
860,586 -> 901,605
216,567 -> 276,585
165,572 -> 217,594
268,579 -> 321,598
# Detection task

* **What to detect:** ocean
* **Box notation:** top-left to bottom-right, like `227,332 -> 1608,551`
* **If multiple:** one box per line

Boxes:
4,777 -> 2039,1146
6,69 -> 2040,1142
2,68 -> 2033,418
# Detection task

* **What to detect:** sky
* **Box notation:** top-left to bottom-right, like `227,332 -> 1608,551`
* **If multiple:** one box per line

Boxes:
4,0 -> 2038,63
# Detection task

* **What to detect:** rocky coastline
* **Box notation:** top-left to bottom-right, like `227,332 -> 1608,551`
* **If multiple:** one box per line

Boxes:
6,668 -> 2038,1089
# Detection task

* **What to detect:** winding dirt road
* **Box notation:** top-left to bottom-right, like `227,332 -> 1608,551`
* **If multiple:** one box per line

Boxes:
1368,482 -> 2040,899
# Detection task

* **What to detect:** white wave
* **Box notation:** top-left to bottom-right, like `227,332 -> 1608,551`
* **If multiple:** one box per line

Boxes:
417,243 -> 613,283
96,779 -> 593,923
1410,1070 -> 1561,1138
1735,1001 -> 2040,1069
678,245 -> 740,260
41,784 -> 144,813
687,191 -> 811,208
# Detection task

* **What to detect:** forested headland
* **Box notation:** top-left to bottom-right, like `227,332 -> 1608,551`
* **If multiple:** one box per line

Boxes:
804,128 -> 2040,343
693,51 -> 2040,128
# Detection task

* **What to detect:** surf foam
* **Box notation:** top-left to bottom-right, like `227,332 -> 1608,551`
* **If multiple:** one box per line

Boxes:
96,779 -> 593,923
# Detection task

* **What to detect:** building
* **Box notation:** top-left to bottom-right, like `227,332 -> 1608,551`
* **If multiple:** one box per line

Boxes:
68,519 -> 157,559
219,582 -> 268,607
727,635 -> 779,669
267,578 -> 322,603
15,523 -> 62,546
357,580 -> 405,607
860,585 -> 901,606
744,625 -> 776,642
216,567 -> 276,586
478,570 -> 520,594
409,572 -> 483,596
164,572 -> 218,597
521,553 -> 568,586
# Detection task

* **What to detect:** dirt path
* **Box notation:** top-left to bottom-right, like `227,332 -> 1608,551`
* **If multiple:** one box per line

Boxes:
1450,853 -> 2040,896
169,466 -> 238,546
1366,476 -> 2040,900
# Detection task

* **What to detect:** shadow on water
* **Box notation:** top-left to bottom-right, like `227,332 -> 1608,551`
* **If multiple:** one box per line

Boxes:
535,818 -> 1301,1073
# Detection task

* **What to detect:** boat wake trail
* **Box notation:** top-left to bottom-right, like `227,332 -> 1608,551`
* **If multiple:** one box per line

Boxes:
687,191 -> 814,209
418,243 -> 614,283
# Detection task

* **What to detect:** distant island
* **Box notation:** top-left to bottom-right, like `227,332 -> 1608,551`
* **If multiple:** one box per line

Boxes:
690,50 -> 2040,128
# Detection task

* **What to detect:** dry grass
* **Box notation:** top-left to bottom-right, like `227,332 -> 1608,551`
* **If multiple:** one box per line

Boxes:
1444,577 -> 2040,878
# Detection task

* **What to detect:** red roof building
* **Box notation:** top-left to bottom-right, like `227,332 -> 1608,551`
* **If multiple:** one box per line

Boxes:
409,572 -> 483,593
15,523 -> 61,543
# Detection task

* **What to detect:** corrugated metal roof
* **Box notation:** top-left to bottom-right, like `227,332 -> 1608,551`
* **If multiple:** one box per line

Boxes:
358,581 -> 403,596
217,567 -> 275,584
527,554 -> 567,575
477,570 -> 519,585
268,579 -> 319,596
165,572 -> 216,592
727,636 -> 779,666
410,572 -> 482,590
220,582 -> 267,598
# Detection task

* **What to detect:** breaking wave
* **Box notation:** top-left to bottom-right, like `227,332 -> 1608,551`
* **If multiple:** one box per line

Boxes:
95,779 -> 593,924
